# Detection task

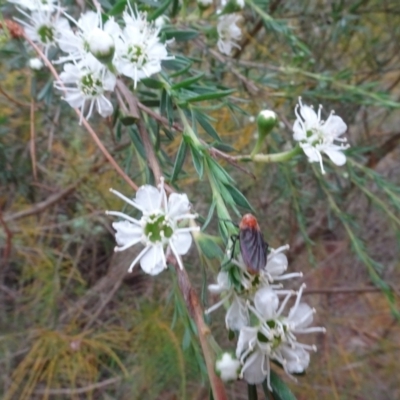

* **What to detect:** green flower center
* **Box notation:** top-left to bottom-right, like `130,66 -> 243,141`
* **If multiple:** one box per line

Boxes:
80,72 -> 103,97
127,44 -> 147,65
38,24 -> 55,44
144,213 -> 174,243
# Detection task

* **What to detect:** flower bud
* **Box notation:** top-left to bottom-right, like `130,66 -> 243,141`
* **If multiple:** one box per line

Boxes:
215,352 -> 241,382
87,28 -> 115,64
29,57 -> 43,70
256,109 -> 277,139
221,0 -> 245,13
197,0 -> 213,10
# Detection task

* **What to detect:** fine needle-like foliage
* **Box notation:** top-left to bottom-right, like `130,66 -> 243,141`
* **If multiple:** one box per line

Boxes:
0,0 -> 400,399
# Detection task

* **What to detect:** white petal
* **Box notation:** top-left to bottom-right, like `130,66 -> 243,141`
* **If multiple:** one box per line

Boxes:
96,96 -> 113,117
139,244 -> 166,275
135,185 -> 162,213
236,326 -> 258,358
254,287 -> 279,320
322,115 -> 347,137
279,345 -> 310,373
226,295 -> 249,331
242,351 -> 268,384
323,148 -> 347,166
299,104 -> 319,129
293,119 -> 306,141
288,303 -> 313,328
209,271 -> 230,293
266,252 -> 288,277
168,193 -> 191,219
112,221 -> 142,247
301,143 -> 321,163
170,231 -> 192,255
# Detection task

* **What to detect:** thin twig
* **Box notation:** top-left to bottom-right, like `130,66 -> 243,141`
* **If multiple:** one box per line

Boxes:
30,98 -> 38,180
34,377 -> 121,395
168,253 -> 228,400
0,211 -> 13,263
4,181 -> 82,223
137,101 -> 255,177
303,286 -> 393,295
0,84 -> 31,108
22,30 -> 138,192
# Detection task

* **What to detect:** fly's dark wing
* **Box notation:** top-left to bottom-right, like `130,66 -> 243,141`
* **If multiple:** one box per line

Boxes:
239,228 -> 268,274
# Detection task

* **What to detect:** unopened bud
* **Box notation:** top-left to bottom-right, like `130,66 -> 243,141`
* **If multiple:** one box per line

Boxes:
29,57 -> 43,70
257,109 -> 277,139
87,28 -> 115,64
221,0 -> 244,13
215,352 -> 241,382
197,0 -> 213,10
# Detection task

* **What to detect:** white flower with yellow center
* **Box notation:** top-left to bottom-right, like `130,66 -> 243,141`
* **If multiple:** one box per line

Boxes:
206,245 -> 301,331
15,5 -> 69,56
293,97 -> 349,174
236,285 -> 325,389
54,54 -> 116,121
106,179 -> 199,275
113,5 -> 171,88
57,10 -> 120,64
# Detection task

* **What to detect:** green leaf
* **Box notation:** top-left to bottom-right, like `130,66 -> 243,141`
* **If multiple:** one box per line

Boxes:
37,77 -> 53,101
193,111 -> 221,141
211,142 -> 237,152
127,126 -> 146,159
247,384 -> 258,400
171,139 -> 187,182
148,0 -> 172,20
190,146 -> 204,179
186,89 -> 235,103
262,371 -> 297,400
201,200 -> 216,231
225,184 -> 253,211
141,78 -> 164,89
197,235 -> 223,259
108,0 -> 127,15
162,28 -> 199,41
171,73 -> 205,90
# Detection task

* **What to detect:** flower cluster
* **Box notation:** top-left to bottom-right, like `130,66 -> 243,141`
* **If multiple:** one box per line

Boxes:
106,179 -> 199,275
13,1 -> 171,121
209,240 -> 325,389
293,98 -> 349,174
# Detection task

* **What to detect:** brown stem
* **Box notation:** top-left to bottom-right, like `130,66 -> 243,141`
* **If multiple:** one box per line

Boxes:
170,257 -> 228,400
0,211 -> 13,264
30,98 -> 38,181
22,31 -> 138,192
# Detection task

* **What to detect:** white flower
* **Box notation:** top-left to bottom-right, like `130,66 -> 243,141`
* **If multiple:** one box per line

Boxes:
113,5 -> 171,88
106,179 -> 199,275
217,14 -> 242,56
57,10 -> 120,64
236,285 -> 325,389
206,245 -> 300,331
9,0 -> 57,11
293,97 -> 349,174
15,6 -> 69,56
28,57 -> 43,70
216,353 -> 241,382
54,54 -> 116,122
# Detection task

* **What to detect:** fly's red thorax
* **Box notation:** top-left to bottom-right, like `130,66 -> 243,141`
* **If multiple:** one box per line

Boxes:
239,214 -> 260,231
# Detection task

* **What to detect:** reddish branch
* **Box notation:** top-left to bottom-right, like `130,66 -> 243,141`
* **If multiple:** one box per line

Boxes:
170,258 -> 228,400
22,30 -> 138,192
